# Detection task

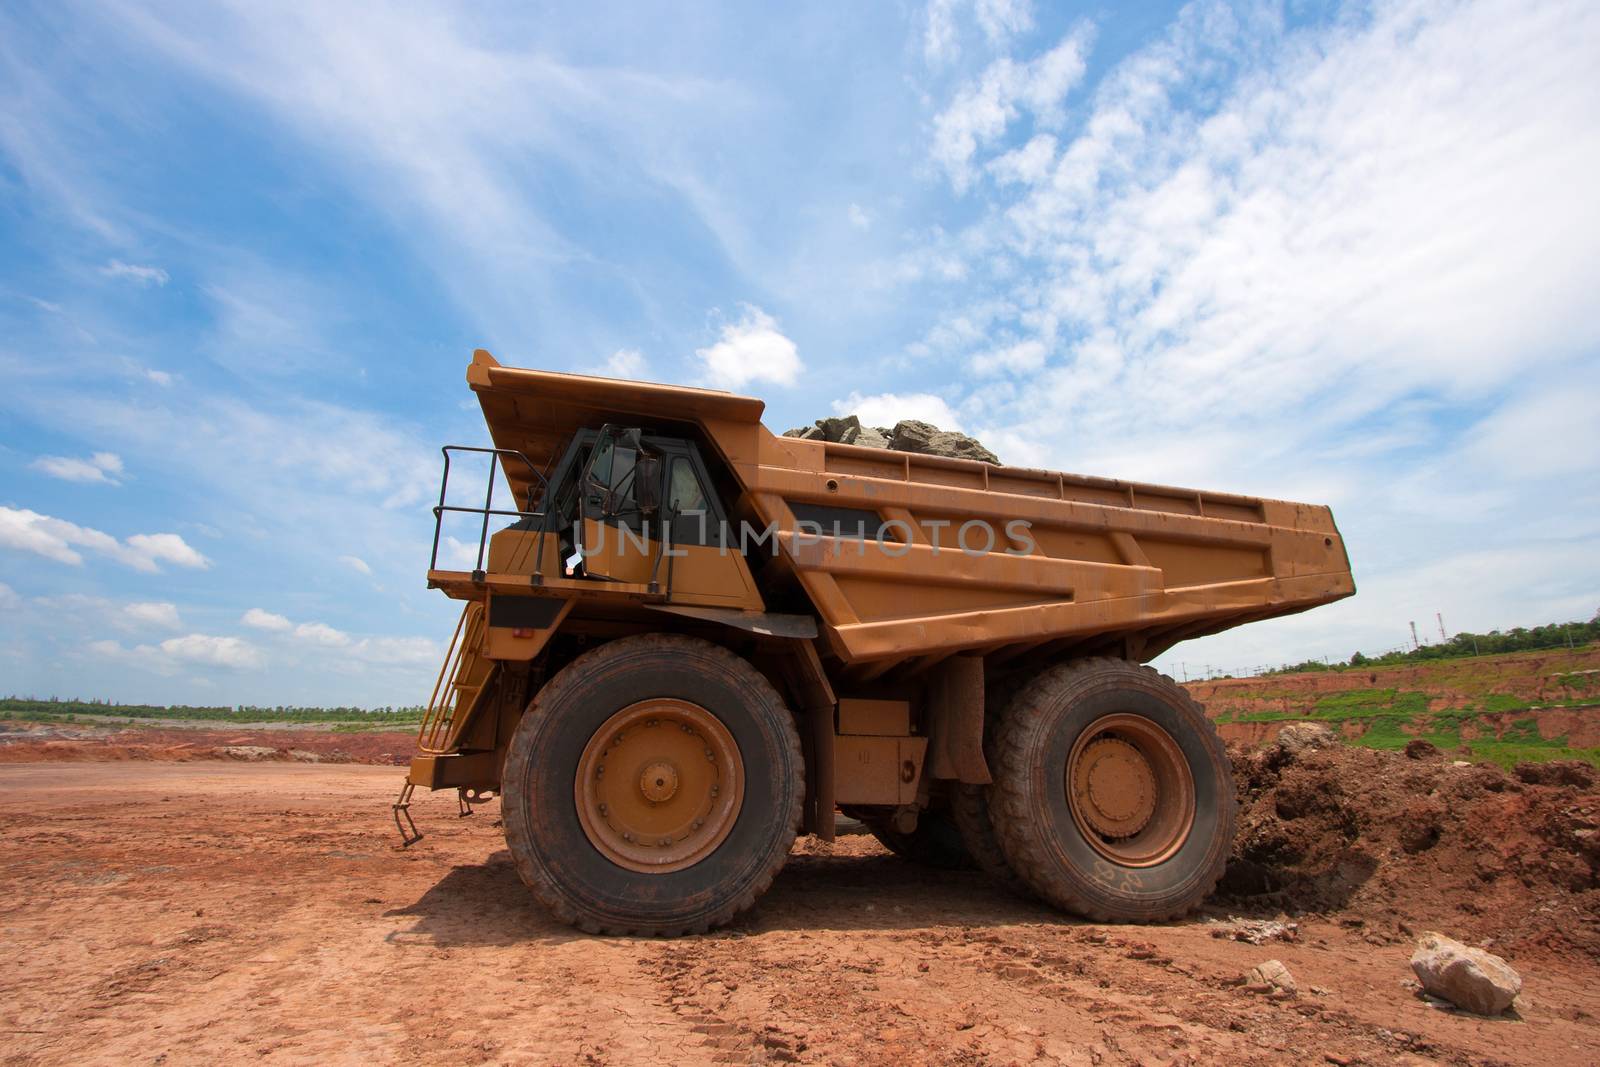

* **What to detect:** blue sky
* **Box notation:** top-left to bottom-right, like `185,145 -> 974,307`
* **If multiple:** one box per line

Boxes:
2,0 -> 1597,705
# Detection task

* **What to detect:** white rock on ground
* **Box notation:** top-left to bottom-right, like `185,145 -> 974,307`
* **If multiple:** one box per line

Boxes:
1273,722 -> 1338,758
1247,959 -> 1298,996
1409,932 -> 1522,1015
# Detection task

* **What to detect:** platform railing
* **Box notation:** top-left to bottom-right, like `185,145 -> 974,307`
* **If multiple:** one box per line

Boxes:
429,445 -> 552,584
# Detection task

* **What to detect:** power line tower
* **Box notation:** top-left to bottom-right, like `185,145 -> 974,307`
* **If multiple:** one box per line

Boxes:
1436,612 -> 1447,642
1409,621 -> 1420,650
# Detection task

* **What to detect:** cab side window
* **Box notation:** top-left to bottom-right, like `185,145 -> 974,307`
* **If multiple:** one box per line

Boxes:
668,457 -> 717,545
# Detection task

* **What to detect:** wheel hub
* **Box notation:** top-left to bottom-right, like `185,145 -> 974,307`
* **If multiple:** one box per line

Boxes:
575,699 -> 743,874
1065,713 -> 1198,867
639,761 -> 679,803
1074,738 -> 1156,837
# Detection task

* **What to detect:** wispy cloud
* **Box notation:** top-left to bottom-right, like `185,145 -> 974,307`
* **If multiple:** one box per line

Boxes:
124,601 -> 181,629
100,259 -> 169,286
930,24 -> 1091,192
912,0 -> 1600,660
106,1 -> 745,347
337,554 -> 372,576
31,451 -> 124,485
587,348 -> 648,380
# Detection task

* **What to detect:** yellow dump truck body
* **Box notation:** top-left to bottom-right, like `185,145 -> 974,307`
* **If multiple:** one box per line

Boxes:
397,349 -> 1356,935
442,349 -> 1353,678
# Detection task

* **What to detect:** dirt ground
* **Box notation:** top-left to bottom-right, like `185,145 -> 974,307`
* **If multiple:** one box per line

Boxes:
0,720 -> 415,765
3,760 -> 1597,1066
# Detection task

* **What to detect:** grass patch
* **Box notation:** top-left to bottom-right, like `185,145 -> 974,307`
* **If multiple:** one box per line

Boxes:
1466,742 -> 1600,771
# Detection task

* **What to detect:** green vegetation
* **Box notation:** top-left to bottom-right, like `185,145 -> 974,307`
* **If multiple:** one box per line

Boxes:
1265,613 -> 1599,675
0,697 -> 424,726
1207,641 -> 1600,770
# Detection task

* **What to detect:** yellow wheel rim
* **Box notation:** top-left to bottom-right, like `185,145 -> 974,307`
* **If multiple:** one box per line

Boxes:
574,699 -> 744,873
1066,713 -> 1195,867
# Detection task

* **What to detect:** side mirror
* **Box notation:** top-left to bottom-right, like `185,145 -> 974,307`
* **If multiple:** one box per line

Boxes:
634,452 -> 661,513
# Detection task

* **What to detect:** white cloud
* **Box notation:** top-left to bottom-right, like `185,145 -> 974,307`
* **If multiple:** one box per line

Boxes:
924,0 -> 1033,66
441,535 -> 484,570
975,0 -> 1034,46
0,506 -> 116,567
235,609 -> 435,666
695,306 -> 803,389
124,533 -> 210,571
0,509 -> 209,572
847,203 -> 872,230
988,133 -> 1057,185
81,633 -> 261,674
294,621 -> 352,647
242,608 -> 293,631
124,602 -> 181,629
145,368 -> 174,387
102,4 -> 757,348
971,339 -> 1047,376
917,0 -> 1600,668
349,635 -> 438,666
101,259 -> 169,286
931,26 -> 1091,191
832,391 -> 965,431
338,554 -> 373,575
924,0 -> 962,65
589,348 -> 648,380
0,582 -> 20,610
159,633 -> 264,670
31,451 -> 124,485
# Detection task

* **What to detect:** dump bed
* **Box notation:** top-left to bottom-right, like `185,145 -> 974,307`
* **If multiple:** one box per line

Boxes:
463,351 -> 1355,672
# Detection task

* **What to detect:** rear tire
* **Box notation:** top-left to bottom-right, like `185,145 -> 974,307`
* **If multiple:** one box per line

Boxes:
501,634 -> 803,935
951,674 -> 1033,898
951,783 -> 1032,896
988,658 -> 1233,922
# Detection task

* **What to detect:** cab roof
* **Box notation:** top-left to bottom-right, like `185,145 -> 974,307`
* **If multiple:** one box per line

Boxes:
468,349 -> 766,503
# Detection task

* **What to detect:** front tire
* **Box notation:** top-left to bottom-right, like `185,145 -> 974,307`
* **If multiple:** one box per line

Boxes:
988,658 -> 1233,922
501,634 -> 803,935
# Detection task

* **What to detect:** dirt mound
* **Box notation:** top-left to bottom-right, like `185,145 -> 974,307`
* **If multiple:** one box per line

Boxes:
1220,740 -> 1600,957
0,722 -> 414,766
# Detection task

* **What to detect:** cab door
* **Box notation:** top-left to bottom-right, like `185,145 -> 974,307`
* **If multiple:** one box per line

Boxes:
577,433 -> 764,610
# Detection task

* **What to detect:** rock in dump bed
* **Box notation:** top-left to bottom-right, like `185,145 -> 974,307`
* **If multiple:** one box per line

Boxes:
1219,737 -> 1600,957
784,415 -> 1001,465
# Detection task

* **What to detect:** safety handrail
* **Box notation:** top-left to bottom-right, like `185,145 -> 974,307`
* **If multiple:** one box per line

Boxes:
430,446 -> 554,584
416,601 -> 477,754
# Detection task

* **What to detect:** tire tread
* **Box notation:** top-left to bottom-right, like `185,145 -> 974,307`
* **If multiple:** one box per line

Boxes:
501,633 -> 804,936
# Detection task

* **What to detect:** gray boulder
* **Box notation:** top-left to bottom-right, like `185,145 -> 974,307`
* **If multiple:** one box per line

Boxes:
1409,932 -> 1521,1015
785,415 -> 1001,464
887,419 -> 1001,464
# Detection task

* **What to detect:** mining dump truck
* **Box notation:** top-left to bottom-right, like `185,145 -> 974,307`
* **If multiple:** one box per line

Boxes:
397,349 -> 1354,935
